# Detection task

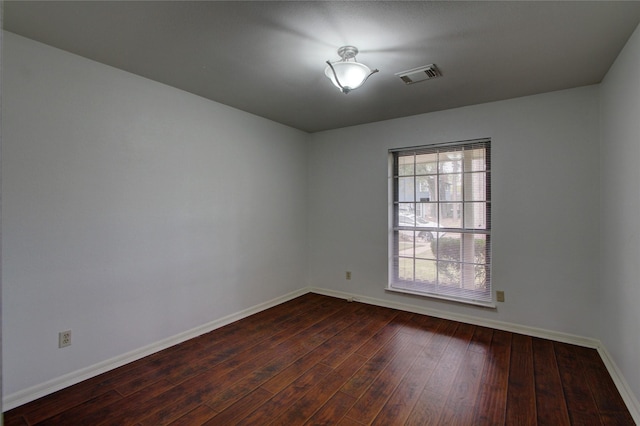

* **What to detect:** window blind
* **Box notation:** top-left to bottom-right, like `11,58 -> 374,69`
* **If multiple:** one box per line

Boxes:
389,139 -> 492,305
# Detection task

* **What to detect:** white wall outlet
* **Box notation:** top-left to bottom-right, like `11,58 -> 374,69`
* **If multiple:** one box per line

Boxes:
346,271 -> 352,280
59,330 -> 71,348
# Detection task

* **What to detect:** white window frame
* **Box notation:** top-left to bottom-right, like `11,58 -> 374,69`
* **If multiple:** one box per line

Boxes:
388,139 -> 492,307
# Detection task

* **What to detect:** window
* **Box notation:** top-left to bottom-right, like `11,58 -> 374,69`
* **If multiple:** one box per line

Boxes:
389,139 -> 492,305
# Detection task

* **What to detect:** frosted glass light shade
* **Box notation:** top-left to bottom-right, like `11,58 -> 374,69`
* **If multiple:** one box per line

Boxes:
324,61 -> 373,91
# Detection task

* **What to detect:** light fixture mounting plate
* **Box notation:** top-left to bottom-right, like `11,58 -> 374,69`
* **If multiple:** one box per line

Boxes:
337,46 -> 358,60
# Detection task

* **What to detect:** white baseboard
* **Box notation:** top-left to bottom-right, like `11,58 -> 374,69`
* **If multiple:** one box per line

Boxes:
309,287 -> 640,423
2,288 -> 308,411
597,345 -> 640,424
310,287 -> 600,346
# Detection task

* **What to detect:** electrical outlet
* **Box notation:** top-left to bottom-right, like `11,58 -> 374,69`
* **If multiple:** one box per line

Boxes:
496,291 -> 505,303
59,330 -> 71,348
346,271 -> 352,280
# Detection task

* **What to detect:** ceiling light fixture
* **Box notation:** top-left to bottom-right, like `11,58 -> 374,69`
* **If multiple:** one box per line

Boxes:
325,46 -> 379,94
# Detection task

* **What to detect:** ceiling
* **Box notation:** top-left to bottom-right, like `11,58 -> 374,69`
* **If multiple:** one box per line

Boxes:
4,1 -> 640,133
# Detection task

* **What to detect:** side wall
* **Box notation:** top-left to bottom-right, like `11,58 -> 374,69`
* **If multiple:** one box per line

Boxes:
2,32 -> 308,398
308,85 -> 601,339
599,23 -> 640,402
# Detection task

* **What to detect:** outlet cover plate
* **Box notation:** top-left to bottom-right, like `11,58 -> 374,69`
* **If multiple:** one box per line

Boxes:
59,330 -> 71,348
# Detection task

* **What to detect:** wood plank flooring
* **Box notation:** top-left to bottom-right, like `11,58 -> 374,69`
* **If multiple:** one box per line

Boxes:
4,293 -> 634,425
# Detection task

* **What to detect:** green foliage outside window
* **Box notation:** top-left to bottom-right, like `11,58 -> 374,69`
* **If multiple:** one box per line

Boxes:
430,237 -> 488,289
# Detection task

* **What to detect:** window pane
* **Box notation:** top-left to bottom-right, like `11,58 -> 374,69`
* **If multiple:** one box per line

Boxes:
464,203 -> 487,229
469,234 -> 488,264
415,237 -> 434,260
398,210 -> 415,227
397,203 -> 414,224
397,231 -> 414,256
461,262 -> 477,289
463,172 -> 487,201
417,202 -> 438,223
439,151 -> 462,173
397,156 -> 414,176
416,176 -> 436,202
416,153 -> 438,175
440,174 -> 462,201
440,203 -> 462,228
398,257 -> 414,281
434,233 -> 460,259
398,177 -> 414,202
466,147 -> 487,172
475,264 -> 490,290
438,261 -> 460,286
415,259 -> 437,283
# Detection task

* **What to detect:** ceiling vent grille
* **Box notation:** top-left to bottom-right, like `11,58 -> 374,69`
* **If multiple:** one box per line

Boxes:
395,64 -> 442,85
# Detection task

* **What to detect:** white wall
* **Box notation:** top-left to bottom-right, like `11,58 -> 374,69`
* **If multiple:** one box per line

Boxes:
308,85 -> 601,338
599,23 -> 640,400
1,32 -> 308,397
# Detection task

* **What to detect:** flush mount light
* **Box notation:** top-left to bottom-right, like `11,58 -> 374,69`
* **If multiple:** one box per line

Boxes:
324,46 -> 379,94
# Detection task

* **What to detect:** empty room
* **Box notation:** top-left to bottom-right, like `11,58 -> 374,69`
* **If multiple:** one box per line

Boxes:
2,1 -> 640,424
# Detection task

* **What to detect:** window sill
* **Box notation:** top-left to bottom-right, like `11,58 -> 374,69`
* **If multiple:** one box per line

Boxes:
386,286 -> 497,309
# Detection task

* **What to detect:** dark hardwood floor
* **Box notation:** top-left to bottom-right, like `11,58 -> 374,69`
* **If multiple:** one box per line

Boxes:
4,293 -> 634,425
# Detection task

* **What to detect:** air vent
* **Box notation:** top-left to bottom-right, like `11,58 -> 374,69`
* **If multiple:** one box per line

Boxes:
395,64 -> 442,85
